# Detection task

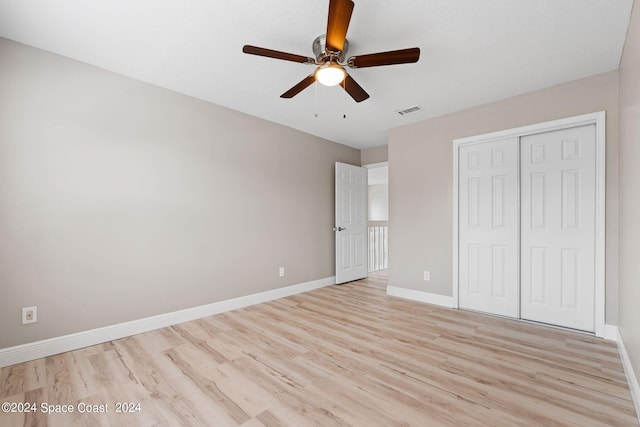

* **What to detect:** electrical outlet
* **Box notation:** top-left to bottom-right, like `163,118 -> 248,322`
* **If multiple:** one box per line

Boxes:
22,306 -> 37,325
423,271 -> 431,281
279,267 -> 285,277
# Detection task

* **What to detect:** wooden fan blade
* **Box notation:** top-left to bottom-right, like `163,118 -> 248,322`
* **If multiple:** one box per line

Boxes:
281,75 -> 316,98
342,74 -> 369,103
326,0 -> 354,52
243,45 -> 314,64
349,47 -> 420,68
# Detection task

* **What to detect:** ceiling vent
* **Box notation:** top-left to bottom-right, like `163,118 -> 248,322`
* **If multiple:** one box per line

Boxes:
396,105 -> 421,116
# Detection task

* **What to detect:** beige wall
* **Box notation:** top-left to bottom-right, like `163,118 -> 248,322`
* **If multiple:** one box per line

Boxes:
618,0 -> 640,396
389,70 -> 620,324
361,145 -> 388,165
0,38 -> 360,349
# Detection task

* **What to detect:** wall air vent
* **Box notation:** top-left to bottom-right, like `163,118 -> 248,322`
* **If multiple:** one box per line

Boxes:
395,105 -> 421,116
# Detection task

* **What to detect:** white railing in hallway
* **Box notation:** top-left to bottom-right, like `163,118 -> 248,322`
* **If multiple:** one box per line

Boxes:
368,223 -> 388,272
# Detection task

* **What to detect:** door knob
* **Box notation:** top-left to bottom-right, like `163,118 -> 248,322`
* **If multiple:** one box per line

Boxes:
333,226 -> 347,231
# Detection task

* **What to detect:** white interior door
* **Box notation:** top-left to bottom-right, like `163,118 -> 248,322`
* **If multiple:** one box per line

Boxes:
335,162 -> 368,284
458,138 -> 519,317
520,124 -> 596,332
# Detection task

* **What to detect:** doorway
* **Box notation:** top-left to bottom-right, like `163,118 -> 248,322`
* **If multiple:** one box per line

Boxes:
366,162 -> 388,273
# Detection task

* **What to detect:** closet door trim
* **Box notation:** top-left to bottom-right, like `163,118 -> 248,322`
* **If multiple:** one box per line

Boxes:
452,111 -> 606,337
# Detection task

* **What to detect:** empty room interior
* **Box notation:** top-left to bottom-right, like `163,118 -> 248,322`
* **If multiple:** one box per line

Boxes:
2,0 -> 640,425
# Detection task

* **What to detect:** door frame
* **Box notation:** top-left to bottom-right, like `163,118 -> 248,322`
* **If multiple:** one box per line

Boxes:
452,111 -> 606,337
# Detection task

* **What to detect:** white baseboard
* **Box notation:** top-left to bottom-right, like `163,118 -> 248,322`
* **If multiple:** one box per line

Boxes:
604,324 -> 619,342
616,327 -> 640,424
386,285 -> 456,308
0,276 -> 335,368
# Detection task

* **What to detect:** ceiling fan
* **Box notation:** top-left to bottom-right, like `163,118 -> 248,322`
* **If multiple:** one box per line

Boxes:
242,0 -> 420,103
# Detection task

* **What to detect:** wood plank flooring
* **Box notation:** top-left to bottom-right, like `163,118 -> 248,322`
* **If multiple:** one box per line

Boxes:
1,272 -> 638,426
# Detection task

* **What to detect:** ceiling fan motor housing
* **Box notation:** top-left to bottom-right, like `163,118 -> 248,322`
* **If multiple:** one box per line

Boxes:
313,35 -> 349,63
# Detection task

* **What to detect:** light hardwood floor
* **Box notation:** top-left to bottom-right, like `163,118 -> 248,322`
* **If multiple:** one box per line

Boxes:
1,272 -> 638,426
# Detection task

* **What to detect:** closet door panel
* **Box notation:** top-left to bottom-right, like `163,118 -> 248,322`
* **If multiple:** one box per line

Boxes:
458,138 -> 519,318
520,125 -> 596,332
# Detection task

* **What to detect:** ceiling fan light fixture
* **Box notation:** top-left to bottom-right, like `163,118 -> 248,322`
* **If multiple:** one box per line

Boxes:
315,62 -> 346,86
243,0 -> 420,102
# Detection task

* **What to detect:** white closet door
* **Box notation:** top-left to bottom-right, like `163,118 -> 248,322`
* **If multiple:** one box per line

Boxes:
520,125 -> 596,332
458,138 -> 519,317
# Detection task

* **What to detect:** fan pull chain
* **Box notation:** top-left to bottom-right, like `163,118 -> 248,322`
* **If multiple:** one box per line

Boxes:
314,80 -> 319,118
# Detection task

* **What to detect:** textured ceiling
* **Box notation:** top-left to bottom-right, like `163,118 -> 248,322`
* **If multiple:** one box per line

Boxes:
0,0 -> 633,149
